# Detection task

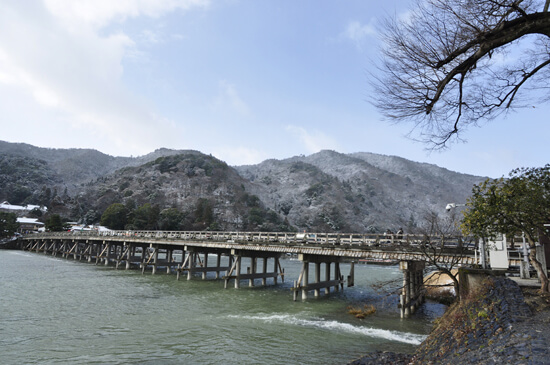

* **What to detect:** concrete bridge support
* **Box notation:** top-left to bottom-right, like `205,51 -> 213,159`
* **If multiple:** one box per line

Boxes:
292,254 -> 345,301
399,260 -> 425,318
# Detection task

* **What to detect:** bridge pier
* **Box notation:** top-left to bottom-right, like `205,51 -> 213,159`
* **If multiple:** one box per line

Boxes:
216,253 -> 222,279
139,246 -> 178,274
104,242 -> 112,266
292,254 -> 345,301
166,249 -> 173,274
115,243 -> 129,269
223,249 -> 283,289
399,260 -> 425,318
187,251 -> 197,280
85,242 -> 93,262
177,247 -> 231,281
141,246 -> 155,274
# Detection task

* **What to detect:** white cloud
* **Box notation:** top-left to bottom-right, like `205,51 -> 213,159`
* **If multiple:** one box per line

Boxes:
285,125 -> 339,154
342,20 -> 376,48
397,9 -> 414,24
212,146 -> 266,166
43,0 -> 210,30
214,80 -> 251,116
0,0 -> 208,157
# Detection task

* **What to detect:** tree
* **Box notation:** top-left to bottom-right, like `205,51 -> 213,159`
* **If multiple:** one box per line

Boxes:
132,203 -> 160,230
45,214 -> 66,232
158,208 -> 186,231
0,212 -> 19,238
194,198 -> 214,229
100,203 -> 128,230
416,209 -> 474,299
29,207 -> 43,218
462,165 -> 550,292
373,0 -> 550,148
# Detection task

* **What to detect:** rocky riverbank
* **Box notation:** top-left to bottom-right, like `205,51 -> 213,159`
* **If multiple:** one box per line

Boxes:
349,276 -> 550,364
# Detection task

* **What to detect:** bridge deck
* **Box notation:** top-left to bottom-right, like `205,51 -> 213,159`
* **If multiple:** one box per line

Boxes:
21,230 -> 487,265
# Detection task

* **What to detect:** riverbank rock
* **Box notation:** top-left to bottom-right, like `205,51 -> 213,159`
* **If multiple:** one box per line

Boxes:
424,269 -> 457,298
349,276 -> 550,364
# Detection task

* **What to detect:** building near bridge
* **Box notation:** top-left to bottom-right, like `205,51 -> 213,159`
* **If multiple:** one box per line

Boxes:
16,217 -> 45,233
0,201 -> 48,216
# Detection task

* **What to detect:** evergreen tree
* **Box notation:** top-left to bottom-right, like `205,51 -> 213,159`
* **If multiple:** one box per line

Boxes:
0,212 -> 19,238
46,214 -> 65,232
100,203 -> 128,230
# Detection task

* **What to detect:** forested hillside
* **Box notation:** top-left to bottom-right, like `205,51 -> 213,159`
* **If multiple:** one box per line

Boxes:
0,141 -> 484,233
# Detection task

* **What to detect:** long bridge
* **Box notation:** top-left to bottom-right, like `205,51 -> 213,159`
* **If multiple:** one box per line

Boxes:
18,230 -> 499,318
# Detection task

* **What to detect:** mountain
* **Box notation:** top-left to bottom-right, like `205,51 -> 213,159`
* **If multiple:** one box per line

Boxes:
0,141 -> 485,233
0,141 -> 195,195
234,150 -> 483,232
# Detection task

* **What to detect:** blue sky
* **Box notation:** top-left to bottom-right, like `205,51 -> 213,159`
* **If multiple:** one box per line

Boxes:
0,0 -> 548,178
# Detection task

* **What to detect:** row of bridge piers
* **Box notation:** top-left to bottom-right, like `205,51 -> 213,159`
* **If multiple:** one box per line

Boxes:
21,237 -> 426,316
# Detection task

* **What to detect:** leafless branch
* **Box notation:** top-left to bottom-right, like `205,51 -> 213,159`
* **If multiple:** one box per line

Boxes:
372,0 -> 550,148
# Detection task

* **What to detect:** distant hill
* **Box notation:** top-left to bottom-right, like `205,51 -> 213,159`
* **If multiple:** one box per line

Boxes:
235,150 -> 484,232
0,141 -> 485,232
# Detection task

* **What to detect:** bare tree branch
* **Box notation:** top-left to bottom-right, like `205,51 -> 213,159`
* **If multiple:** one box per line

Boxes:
372,0 -> 550,148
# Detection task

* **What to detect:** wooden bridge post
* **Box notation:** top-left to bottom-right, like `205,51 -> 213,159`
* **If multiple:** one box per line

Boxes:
235,255 -> 241,289
45,240 -> 56,256
248,257 -> 257,287
335,262 -> 342,292
348,261 -> 355,287
302,260 -> 309,300
115,245 -> 122,269
88,242 -> 93,262
95,242 -> 100,264
104,242 -> 111,266
325,262 -> 331,295
152,248 -> 158,274
61,240 -> 68,258
273,257 -> 279,285
216,253 -> 222,279
125,245 -> 132,270
223,255 -> 233,288
176,250 -> 186,280
166,249 -> 173,274
404,266 -> 411,318
202,252 -> 208,280
262,257 -> 268,286
188,252 -> 195,280
314,262 -> 321,297
399,260 -> 425,318
141,248 -> 147,274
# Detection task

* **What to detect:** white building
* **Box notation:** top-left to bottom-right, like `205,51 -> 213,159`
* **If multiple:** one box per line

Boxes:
0,201 -> 48,215
16,217 -> 45,233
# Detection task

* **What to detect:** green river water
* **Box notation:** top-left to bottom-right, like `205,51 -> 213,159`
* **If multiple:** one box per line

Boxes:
0,250 -> 445,364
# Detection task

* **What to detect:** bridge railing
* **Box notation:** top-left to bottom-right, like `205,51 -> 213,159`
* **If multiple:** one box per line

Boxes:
24,229 -> 473,249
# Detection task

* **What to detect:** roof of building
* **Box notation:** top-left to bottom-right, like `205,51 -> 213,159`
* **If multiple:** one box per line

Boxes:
16,217 -> 45,225
0,201 -> 48,212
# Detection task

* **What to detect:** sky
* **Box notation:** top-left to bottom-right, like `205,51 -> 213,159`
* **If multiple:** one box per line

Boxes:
0,0 -> 548,178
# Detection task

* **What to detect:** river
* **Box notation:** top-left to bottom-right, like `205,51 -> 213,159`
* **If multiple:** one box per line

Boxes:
0,250 -> 445,364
